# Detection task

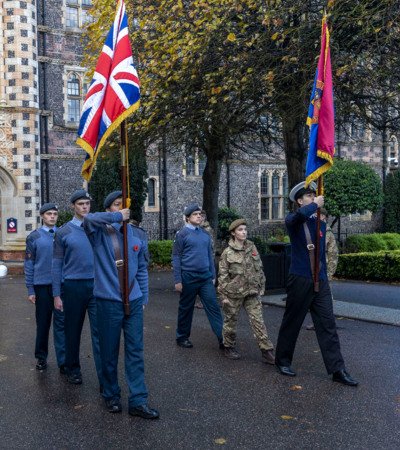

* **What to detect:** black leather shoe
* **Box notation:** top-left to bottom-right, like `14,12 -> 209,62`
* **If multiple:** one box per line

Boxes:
332,369 -> 359,387
67,373 -> 82,385
59,365 -> 67,375
106,399 -> 122,413
276,365 -> 296,377
129,404 -> 159,419
176,339 -> 193,348
36,359 -> 47,371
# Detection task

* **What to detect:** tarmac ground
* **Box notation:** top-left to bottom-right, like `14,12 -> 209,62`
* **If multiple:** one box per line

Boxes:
0,272 -> 399,449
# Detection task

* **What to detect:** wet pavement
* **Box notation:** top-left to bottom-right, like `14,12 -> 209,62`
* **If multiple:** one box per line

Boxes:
0,273 -> 399,449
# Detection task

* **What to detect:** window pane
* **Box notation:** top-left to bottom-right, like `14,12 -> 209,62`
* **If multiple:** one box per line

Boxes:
186,154 -> 195,176
272,173 -> 279,195
68,99 -> 80,122
198,156 -> 206,175
82,0 -> 92,6
67,0 -> 78,4
261,197 -> 269,220
147,179 -> 155,206
260,171 -> 268,195
66,7 -> 78,28
272,197 -> 280,219
67,74 -> 80,96
81,9 -> 92,25
283,174 -> 288,196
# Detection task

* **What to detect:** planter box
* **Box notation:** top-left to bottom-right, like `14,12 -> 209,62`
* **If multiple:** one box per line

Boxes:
261,243 -> 291,292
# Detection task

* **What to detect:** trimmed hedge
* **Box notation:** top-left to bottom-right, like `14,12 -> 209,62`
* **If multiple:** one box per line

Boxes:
343,233 -> 400,253
148,240 -> 173,266
336,250 -> 400,281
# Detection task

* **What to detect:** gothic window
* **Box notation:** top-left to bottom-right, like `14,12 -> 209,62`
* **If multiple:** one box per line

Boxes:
184,150 -> 206,177
147,179 -> 156,207
66,72 -> 88,125
389,136 -> 399,168
259,167 -> 288,221
145,176 -> 159,212
65,0 -> 92,29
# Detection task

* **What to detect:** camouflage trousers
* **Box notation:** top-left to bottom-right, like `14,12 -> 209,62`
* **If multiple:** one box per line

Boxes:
222,295 -> 274,351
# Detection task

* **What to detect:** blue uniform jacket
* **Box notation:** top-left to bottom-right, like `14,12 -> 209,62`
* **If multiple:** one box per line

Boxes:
24,227 -> 55,295
83,212 -> 149,304
285,202 -> 328,281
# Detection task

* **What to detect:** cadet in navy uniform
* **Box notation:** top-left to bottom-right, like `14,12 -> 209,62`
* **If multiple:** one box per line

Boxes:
52,190 -> 103,388
172,203 -> 223,349
83,191 -> 159,419
24,203 -> 65,372
275,182 -> 358,386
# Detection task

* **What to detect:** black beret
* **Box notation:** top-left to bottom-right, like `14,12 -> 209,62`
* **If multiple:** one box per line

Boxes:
39,203 -> 58,215
70,189 -> 91,204
184,203 -> 202,217
104,191 -> 123,209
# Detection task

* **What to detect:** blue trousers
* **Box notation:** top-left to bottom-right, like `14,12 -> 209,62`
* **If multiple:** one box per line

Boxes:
62,279 -> 103,385
176,271 -> 223,342
96,298 -> 148,408
34,284 -> 65,366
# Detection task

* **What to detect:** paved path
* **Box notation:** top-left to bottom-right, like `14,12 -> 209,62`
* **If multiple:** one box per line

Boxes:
0,273 -> 399,449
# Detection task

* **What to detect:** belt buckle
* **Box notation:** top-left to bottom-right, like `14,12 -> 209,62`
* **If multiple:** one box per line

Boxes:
116,259 -> 124,267
307,244 -> 315,250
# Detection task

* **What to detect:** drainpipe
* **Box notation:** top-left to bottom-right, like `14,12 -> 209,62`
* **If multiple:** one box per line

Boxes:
162,135 -> 168,239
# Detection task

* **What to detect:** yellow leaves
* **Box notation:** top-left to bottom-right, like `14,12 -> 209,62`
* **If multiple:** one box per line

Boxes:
336,66 -> 349,77
289,385 -> 303,391
281,415 -> 294,420
211,87 -> 222,95
265,71 -> 275,83
227,33 -> 236,42
271,32 -> 280,41
214,438 -> 227,445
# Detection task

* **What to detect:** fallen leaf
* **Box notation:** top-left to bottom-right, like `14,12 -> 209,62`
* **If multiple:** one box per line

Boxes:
289,385 -> 302,391
74,404 -> 84,410
0,355 -> 8,362
165,326 -> 171,329
214,438 -> 227,445
281,415 -> 294,420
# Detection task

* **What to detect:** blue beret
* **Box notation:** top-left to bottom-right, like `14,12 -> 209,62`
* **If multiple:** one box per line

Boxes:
184,203 -> 202,217
39,203 -> 58,215
104,190 -> 123,209
70,189 -> 91,204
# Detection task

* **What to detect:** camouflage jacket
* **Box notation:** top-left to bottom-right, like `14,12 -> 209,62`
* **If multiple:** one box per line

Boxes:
326,226 -> 338,279
218,239 -> 265,299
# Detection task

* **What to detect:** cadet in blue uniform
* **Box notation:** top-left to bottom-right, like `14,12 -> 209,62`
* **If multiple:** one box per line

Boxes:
24,203 -> 65,372
172,203 -> 223,349
275,182 -> 358,386
83,191 -> 159,419
52,190 -> 103,388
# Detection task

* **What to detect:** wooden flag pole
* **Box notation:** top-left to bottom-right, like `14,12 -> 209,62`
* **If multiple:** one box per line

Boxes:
314,176 -> 323,292
120,120 -> 130,316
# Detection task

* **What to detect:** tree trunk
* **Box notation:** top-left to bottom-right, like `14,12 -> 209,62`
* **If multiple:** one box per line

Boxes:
282,116 -> 308,189
202,149 -> 223,234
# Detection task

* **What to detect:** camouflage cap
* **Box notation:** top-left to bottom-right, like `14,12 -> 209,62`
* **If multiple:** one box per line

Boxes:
228,218 -> 247,232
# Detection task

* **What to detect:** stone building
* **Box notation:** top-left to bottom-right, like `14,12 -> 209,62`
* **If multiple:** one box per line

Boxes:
0,1 -> 398,264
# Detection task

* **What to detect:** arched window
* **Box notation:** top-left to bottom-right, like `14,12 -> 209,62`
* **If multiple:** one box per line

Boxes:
389,136 -> 399,168
147,178 -> 156,207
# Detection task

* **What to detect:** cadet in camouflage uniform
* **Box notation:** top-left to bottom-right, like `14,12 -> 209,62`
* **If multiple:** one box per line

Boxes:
218,219 -> 275,364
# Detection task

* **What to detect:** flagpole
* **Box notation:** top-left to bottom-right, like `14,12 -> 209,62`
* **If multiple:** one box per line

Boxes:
120,120 -> 130,316
314,176 -> 323,292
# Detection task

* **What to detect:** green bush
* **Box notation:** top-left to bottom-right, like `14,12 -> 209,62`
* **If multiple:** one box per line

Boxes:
343,233 -> 400,253
217,207 -> 241,239
383,171 -> 400,232
251,236 -> 270,255
148,240 -> 173,266
336,251 -> 400,281
57,210 -> 73,226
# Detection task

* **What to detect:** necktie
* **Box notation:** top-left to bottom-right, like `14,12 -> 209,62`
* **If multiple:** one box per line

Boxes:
49,229 -> 54,233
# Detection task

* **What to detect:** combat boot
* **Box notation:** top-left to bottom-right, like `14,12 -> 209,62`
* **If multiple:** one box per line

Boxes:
261,349 -> 275,365
224,347 -> 240,360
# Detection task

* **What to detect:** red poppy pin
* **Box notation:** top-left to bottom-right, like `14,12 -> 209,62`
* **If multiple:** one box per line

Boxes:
252,251 -> 258,256
320,231 -> 323,238
133,245 -> 139,252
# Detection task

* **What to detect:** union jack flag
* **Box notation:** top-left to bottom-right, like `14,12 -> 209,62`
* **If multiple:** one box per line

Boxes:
77,0 -> 140,181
